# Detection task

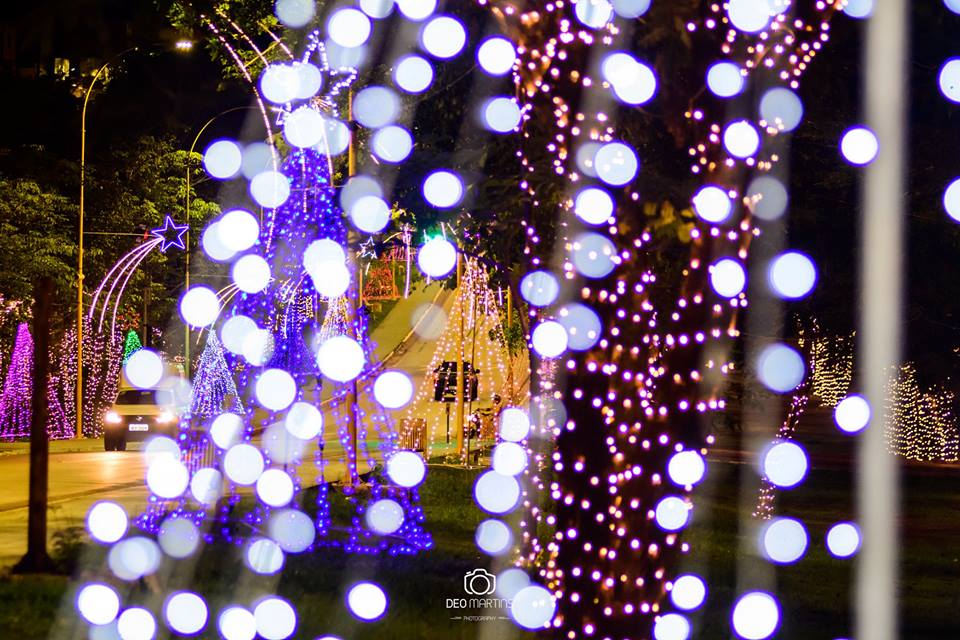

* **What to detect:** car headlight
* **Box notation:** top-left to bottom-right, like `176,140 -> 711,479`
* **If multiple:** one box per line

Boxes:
105,411 -> 122,424
155,411 -> 175,424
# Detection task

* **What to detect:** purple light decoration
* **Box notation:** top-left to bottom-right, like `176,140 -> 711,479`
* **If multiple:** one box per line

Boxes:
190,332 -> 244,419
151,215 -> 190,253
0,323 -> 33,439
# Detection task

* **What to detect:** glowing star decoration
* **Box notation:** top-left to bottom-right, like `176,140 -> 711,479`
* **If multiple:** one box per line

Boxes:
316,336 -> 365,382
707,62 -> 745,98
531,320 -> 568,358
327,8 -> 371,48
520,271 -> 560,307
365,499 -> 405,534
347,582 -> 387,621
150,216 -> 189,253
422,170 -> 464,208
510,585 -> 556,630
420,15 -> 466,58
124,349 -> 164,389
710,259 -> 747,298
386,451 -> 426,487
692,185 -> 733,223
728,0 -> 772,33
180,286 -> 220,328
667,450 -> 706,486
164,592 -> 208,635
477,37 -> 516,75
86,501 -> 128,544
653,613 -> 691,640
654,496 -> 690,531
723,120 -> 761,158
203,140 -> 242,183
670,575 -> 707,611
840,127 -> 879,165
417,237 -> 457,277
394,55 -> 434,93
835,394 -> 870,433
757,343 -> 805,392
574,187 -> 615,225
732,592 -> 780,639
768,251 -> 816,299
762,441 -> 808,488
475,519 -> 512,555
594,142 -> 639,186
826,522 -> 861,558
253,597 -> 297,640
77,583 -> 120,625
760,517 -> 808,564
373,370 -> 414,408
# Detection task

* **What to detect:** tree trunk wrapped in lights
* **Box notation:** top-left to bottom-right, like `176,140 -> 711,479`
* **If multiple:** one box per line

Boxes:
479,1 -> 843,635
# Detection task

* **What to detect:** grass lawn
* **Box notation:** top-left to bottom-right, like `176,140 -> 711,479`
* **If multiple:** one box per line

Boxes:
1,458 -> 959,638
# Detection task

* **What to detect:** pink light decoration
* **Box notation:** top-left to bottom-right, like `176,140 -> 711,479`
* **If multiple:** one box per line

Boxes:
0,323 -> 33,439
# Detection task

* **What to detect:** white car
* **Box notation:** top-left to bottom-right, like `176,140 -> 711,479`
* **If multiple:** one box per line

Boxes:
103,387 -> 179,451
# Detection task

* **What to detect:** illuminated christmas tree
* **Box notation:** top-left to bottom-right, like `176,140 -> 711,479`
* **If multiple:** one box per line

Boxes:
0,323 -> 32,439
190,332 -> 243,418
122,330 -> 143,363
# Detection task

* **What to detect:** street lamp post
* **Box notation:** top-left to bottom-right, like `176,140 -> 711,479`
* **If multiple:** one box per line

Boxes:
77,46 -> 138,440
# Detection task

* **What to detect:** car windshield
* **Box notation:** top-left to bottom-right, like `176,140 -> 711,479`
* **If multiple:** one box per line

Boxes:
116,389 -> 172,405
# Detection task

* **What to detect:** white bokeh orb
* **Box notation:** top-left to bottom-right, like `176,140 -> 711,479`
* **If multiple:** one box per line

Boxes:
499,407 -> 530,442
612,0 -> 651,17
723,120 -> 761,158
842,0 -> 874,18
575,0 -> 613,28
365,498 -> 405,534
397,0 -> 437,21
256,368 -> 296,412
707,62 -> 744,98
420,15 -> 466,59
256,468 -> 296,507
245,538 -> 285,575
117,607 -> 156,640
671,574 -> 707,611
667,450 -> 706,486
373,370 -> 414,409
250,170 -> 291,208
728,0 -> 771,33
275,0 -> 315,27
710,258 -> 747,298
386,451 -> 426,487
557,303 -> 602,351
349,195 -> 391,233
86,501 -> 128,544
361,0 -> 394,18
218,606 -> 256,640
762,441 -> 808,488
77,583 -> 120,626
108,537 -> 161,581
654,613 -> 691,640
190,467 -> 223,505
693,185 -> 733,223
224,443 -> 265,486
347,582 -> 387,621
939,58 -> 960,103
531,320 -> 568,358
327,8 -> 371,48
474,470 -> 521,514
394,54 -> 433,93
834,394 -> 870,434
602,52 -> 657,105
164,592 -> 208,636
203,140 -> 242,180
476,519 -> 512,555
283,106 -> 326,149
220,315 -> 257,355
354,86 -> 399,128
253,597 -> 297,640
309,262 -> 351,299
218,209 -> 259,252
757,343 -> 805,392
732,592 -> 779,639
268,508 -> 316,553
840,127 -> 879,165
492,442 -> 528,476
232,254 -> 271,294
747,176 -> 788,220
316,335 -> 365,382
417,237 -> 457,278
210,413 -> 243,449
477,37 -> 516,75
158,517 -> 200,559
826,522 -> 861,558
768,251 -> 816,299
260,63 -> 300,105
124,349 -> 164,389
574,187 -> 615,225
761,517 -> 808,564
943,178 -> 960,222
594,142 -> 639,186
760,87 -> 803,132
180,286 -> 220,328
285,401 -> 323,440
654,496 -> 691,531
146,456 -> 189,499
423,170 -> 464,208
483,97 -> 522,133
202,222 -> 235,262
371,126 -> 413,163
520,271 -> 560,307
510,585 -> 556,630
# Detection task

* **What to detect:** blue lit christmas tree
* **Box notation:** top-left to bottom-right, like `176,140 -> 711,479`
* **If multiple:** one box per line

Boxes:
190,332 -> 243,418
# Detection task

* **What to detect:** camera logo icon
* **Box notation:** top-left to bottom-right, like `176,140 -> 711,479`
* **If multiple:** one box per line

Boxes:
464,568 -> 496,596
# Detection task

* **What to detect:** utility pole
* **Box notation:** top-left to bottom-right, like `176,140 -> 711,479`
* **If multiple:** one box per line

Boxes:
344,89 -> 360,484
506,286 -> 514,403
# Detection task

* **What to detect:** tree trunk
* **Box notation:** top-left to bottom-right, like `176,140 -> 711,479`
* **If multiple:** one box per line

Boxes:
13,276 -> 55,573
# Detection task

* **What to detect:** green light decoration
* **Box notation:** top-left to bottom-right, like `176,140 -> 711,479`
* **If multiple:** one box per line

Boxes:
121,330 -> 142,364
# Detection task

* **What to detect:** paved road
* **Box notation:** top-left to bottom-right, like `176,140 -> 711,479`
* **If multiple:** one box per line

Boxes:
0,284 -> 469,566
